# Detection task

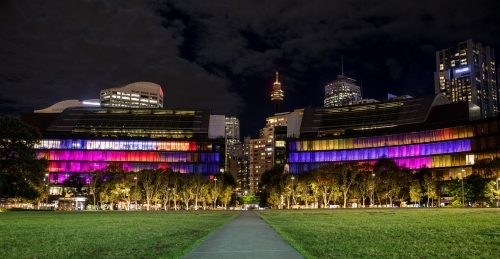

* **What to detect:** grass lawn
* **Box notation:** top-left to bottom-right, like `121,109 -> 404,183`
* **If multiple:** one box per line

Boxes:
257,208 -> 500,259
0,210 -> 239,259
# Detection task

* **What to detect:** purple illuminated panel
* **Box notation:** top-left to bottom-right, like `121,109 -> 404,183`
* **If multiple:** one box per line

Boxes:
47,162 -> 219,175
288,139 -> 470,163
38,150 -> 220,163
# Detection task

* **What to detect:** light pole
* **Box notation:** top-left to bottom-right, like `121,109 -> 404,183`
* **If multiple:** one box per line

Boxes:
134,175 -> 138,211
496,178 -> 499,207
213,176 -> 217,209
291,175 -> 295,206
372,173 -> 375,208
45,173 -> 49,208
461,168 -> 465,207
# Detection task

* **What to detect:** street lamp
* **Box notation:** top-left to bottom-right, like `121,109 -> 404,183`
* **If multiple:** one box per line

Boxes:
213,176 -> 217,209
496,178 -> 499,207
291,175 -> 295,206
45,173 -> 49,208
372,173 -> 375,208
461,168 -> 465,207
134,175 -> 138,211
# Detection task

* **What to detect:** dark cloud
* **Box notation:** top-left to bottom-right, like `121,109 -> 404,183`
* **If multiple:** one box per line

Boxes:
1,0 -> 500,137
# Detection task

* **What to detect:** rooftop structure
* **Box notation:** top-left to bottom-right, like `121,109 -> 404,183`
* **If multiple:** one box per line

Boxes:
100,82 -> 164,108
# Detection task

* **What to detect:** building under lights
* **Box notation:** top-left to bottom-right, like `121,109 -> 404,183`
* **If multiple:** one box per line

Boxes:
100,82 -> 164,108
324,75 -> 362,107
284,93 -> 500,180
249,112 -> 293,193
21,107 -> 226,191
434,39 -> 497,118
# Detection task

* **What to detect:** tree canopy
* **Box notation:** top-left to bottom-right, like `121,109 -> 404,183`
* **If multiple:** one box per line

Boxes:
0,117 -> 48,199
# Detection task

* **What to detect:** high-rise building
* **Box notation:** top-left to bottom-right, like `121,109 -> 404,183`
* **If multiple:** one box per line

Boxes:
224,117 -> 241,182
249,112 -> 289,194
270,72 -> 284,114
225,117 -> 240,157
100,82 -> 164,108
434,39 -> 497,118
324,75 -> 362,107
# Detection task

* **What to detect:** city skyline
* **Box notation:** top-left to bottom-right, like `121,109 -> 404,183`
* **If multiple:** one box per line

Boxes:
1,0 -> 500,138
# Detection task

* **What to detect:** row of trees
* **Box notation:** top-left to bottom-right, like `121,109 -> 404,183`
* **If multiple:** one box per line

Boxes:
65,163 -> 236,210
259,158 -> 500,208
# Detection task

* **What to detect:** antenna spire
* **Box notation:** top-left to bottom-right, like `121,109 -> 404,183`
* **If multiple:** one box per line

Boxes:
341,55 -> 344,76
275,71 -> 279,83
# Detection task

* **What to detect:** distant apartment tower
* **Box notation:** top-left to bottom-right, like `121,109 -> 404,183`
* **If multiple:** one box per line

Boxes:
270,72 -> 284,114
225,117 -> 240,157
233,136 -> 251,195
249,113 -> 289,194
100,82 -> 164,108
434,39 -> 498,118
324,75 -> 362,107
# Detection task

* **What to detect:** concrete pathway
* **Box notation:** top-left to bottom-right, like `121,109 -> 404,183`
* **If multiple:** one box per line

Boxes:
182,210 -> 304,259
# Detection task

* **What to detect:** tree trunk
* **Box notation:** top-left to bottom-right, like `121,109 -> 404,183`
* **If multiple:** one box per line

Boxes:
343,192 -> 348,208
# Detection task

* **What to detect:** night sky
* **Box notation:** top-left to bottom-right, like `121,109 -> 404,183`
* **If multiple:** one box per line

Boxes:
2,0 -> 500,138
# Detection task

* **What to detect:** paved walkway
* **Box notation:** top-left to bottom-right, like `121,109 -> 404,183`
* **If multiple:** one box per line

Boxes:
182,210 -> 304,259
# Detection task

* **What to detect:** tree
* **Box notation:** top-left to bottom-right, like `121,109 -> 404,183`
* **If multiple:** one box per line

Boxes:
445,177 -> 472,206
312,164 -> 341,208
0,117 -> 49,200
179,173 -> 195,210
353,171 -> 372,207
138,169 -> 164,210
88,170 -> 103,209
409,181 -> 423,205
334,162 -> 367,208
423,174 -> 438,207
157,169 -> 171,210
220,186 -> 233,208
374,157 -> 408,206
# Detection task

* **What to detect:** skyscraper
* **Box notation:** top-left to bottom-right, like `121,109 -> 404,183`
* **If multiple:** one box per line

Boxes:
225,117 -> 240,157
270,71 -> 284,114
324,75 -> 362,107
434,39 -> 497,118
100,82 -> 164,108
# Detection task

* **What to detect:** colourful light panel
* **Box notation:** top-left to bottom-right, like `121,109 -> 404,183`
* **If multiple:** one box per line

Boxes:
35,139 -> 201,151
47,162 -> 219,174
38,150 -> 220,163
288,139 -> 470,163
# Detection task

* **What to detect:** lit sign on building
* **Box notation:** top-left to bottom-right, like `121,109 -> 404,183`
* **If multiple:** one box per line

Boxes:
82,101 -> 101,106
455,67 -> 469,73
454,66 -> 470,78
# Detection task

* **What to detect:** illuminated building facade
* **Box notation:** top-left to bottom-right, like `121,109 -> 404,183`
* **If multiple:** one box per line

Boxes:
21,107 -> 225,185
270,72 -> 284,114
249,113 -> 289,193
286,94 -> 498,179
100,82 -> 164,108
324,75 -> 362,107
225,117 -> 240,157
434,39 -> 497,118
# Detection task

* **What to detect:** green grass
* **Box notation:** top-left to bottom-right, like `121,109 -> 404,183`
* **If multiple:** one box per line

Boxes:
0,210 -> 240,259
257,208 -> 500,259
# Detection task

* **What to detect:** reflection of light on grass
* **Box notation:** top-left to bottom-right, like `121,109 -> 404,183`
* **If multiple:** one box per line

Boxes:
0,208 -> 7,212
